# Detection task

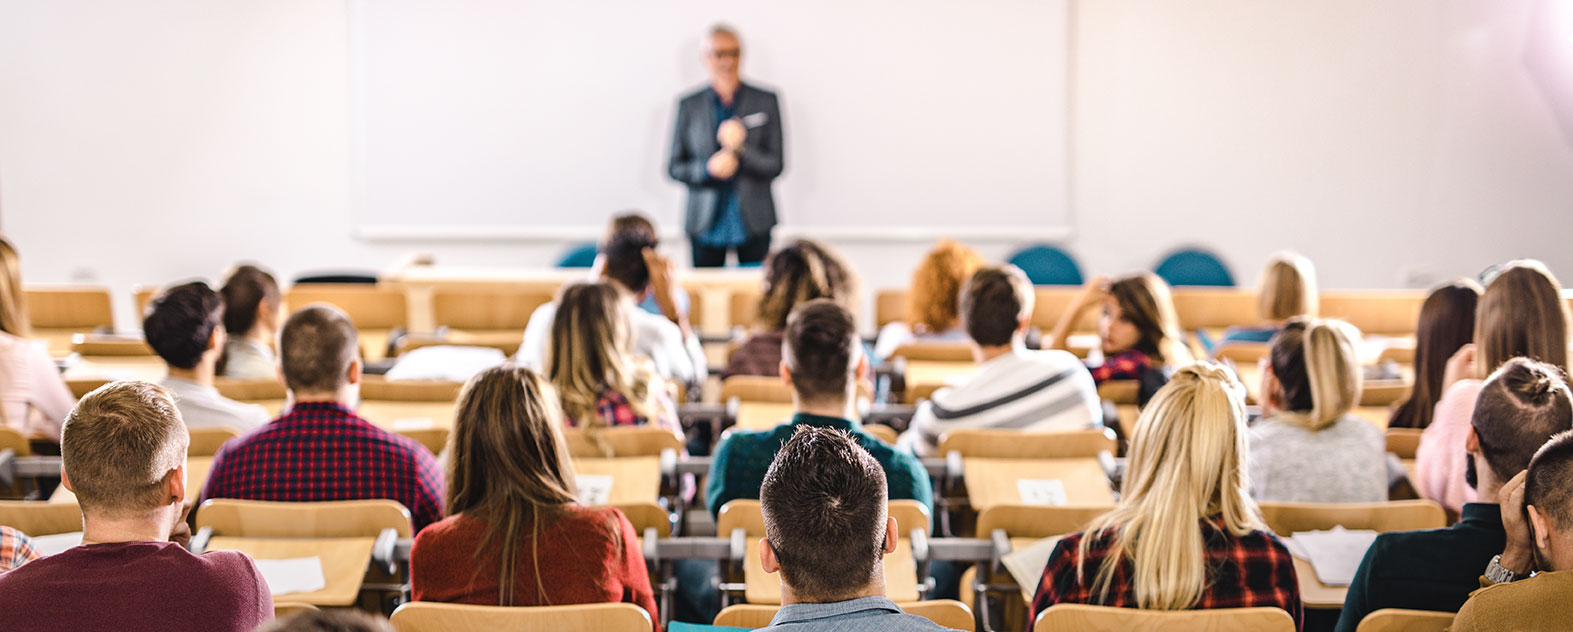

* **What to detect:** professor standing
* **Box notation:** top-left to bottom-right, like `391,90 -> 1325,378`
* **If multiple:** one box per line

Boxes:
667,25 -> 784,267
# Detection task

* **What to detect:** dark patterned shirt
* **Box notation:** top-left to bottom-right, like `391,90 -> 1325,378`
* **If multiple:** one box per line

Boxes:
1088,349 -> 1153,384
200,401 -> 445,531
1031,518 -> 1303,630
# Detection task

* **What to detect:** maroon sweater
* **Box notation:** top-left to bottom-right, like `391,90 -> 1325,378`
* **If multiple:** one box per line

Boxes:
0,541 -> 271,632
411,505 -> 660,631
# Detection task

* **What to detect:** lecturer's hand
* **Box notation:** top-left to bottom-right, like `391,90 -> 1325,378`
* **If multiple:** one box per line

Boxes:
707,150 -> 738,180
717,118 -> 747,150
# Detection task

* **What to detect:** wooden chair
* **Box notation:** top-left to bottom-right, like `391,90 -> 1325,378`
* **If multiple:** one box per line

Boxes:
730,291 -> 759,332
214,378 -> 288,402
717,499 -> 931,605
360,377 -> 463,401
1256,500 -> 1446,536
66,378 -> 111,399
1169,288 -> 1262,332
188,427 -> 240,457
285,284 -> 408,360
939,428 -> 1117,460
272,603 -> 320,621
70,334 -> 154,356
1362,382 -> 1411,407
357,378 -> 461,450
25,286 -> 115,330
615,501 -> 673,539
393,333 -> 522,357
431,288 -> 553,332
875,289 -> 909,328
1214,342 -> 1270,364
194,498 -> 413,538
1320,292 -> 1425,337
977,504 -> 1109,541
1035,604 -> 1295,631
715,600 -> 974,631
891,342 -> 974,363
1095,380 -> 1139,406
1031,288 -> 1099,332
1354,608 -> 1455,632
1386,428 -> 1422,459
562,426 -> 684,458
0,501 -> 81,536
0,427 -> 31,457
720,375 -> 792,403
865,424 -> 899,445
389,602 -> 652,632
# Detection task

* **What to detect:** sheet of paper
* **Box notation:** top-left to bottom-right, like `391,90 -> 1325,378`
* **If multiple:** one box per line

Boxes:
391,417 -> 435,431
1017,479 -> 1068,506
384,345 -> 507,382
29,532 -> 81,556
1001,536 -> 1063,602
577,474 -> 614,506
1290,527 -> 1379,587
253,557 -> 327,596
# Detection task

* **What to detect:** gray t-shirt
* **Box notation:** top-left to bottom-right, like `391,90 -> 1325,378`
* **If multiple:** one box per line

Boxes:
159,376 -> 270,431
760,597 -> 963,632
1248,413 -> 1387,503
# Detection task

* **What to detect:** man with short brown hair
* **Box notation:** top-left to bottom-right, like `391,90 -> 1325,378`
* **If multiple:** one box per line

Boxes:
0,381 -> 272,631
200,304 -> 444,530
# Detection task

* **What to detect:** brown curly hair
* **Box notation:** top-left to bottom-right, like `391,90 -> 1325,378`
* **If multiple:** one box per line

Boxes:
907,240 -> 983,334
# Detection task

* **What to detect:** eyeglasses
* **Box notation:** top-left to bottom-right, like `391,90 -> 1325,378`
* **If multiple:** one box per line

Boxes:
710,48 -> 741,59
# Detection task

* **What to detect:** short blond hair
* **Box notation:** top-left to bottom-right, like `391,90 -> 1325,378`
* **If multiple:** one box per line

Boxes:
1258,252 -> 1318,321
62,381 -> 189,517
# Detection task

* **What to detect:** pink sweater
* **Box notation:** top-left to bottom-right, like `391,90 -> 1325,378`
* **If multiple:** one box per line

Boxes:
0,332 -> 73,440
1414,379 -> 1484,514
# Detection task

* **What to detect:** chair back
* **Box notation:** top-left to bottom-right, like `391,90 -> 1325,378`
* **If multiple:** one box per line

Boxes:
720,375 -> 793,403
195,498 -> 414,538
891,342 -> 973,363
272,603 -> 321,621
214,378 -> 288,402
556,242 -> 599,268
561,425 -> 684,458
729,290 -> 760,332
1257,500 -> 1445,536
1154,248 -> 1235,287
25,286 -> 115,330
716,600 -> 973,631
938,428 -> 1116,460
432,289 -> 554,331
875,289 -> 908,328
718,499 -> 931,537
1095,380 -> 1139,405
0,428 -> 30,457
0,501 -> 81,536
976,504 -> 1109,540
390,601 -> 651,632
1007,245 -> 1084,286
1319,292 -> 1425,337
1385,428 -> 1423,459
1035,604 -> 1294,631
285,284 -> 408,329
615,501 -> 673,538
864,424 -> 899,445
360,377 -> 463,402
1354,608 -> 1455,632
188,427 -> 241,457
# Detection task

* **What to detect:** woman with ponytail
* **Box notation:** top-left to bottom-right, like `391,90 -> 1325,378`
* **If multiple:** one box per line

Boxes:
1248,318 -> 1386,502
723,239 -> 858,378
1031,363 -> 1302,627
410,364 -> 660,630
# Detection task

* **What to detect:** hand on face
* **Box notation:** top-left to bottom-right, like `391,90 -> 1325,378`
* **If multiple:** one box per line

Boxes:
1499,469 -> 1535,575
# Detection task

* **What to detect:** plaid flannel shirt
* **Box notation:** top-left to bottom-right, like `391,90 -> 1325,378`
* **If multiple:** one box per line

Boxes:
1032,518 -> 1303,630
1089,349 -> 1152,384
200,401 -> 445,531
0,527 -> 37,572
567,388 -> 682,436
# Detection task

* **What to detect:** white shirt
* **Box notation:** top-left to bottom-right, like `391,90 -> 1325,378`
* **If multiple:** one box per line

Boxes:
515,300 -> 707,386
159,376 -> 270,431
220,338 -> 276,380
872,322 -> 971,361
0,332 -> 74,439
898,347 -> 1103,458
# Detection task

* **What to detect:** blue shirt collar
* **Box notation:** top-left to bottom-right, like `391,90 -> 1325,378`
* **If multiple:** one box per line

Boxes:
769,596 -> 904,625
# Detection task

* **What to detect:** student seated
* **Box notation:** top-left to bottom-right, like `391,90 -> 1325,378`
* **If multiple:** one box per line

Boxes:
546,282 -> 682,445
1337,358 -> 1572,631
0,236 -> 73,440
898,265 -> 1101,457
0,381 -> 271,631
708,299 -> 932,518
595,213 -> 692,319
411,365 -> 659,629
1248,318 -> 1385,503
200,305 -> 445,530
519,231 -> 705,388
217,264 -> 282,379
0,526 -> 38,572
1214,252 -> 1317,347
723,239 -> 858,378
1452,429 -> 1573,630
872,240 -> 982,361
1418,260 -> 1570,514
1031,364 -> 1301,627
1387,280 -> 1481,429
143,281 -> 269,431
756,426 -> 961,631
1049,272 -> 1190,387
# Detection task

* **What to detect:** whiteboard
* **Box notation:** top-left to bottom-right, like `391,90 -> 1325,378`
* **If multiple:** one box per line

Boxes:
352,0 -> 1069,238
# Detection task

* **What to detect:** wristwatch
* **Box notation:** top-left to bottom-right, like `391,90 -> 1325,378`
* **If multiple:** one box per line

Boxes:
1485,555 -> 1521,584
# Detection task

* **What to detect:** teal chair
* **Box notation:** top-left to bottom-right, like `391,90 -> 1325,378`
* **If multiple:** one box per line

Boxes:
1007,244 -> 1084,286
556,242 -> 599,268
1154,248 -> 1234,287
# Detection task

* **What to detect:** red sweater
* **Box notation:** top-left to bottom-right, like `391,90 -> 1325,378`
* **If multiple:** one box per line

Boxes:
411,505 -> 660,631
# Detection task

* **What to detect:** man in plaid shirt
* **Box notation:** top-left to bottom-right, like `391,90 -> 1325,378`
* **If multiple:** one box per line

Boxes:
0,526 -> 38,572
200,305 -> 443,531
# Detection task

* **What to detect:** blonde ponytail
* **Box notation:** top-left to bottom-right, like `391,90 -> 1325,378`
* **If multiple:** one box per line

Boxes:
1272,319 -> 1362,431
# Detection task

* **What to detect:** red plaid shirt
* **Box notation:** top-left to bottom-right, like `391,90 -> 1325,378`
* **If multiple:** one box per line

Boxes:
0,526 -> 37,572
1031,518 -> 1303,630
566,388 -> 682,437
200,401 -> 445,532
1088,349 -> 1152,384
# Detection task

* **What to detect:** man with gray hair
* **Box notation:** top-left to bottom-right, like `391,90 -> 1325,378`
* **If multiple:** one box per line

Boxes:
0,381 -> 272,631
667,23 -> 785,267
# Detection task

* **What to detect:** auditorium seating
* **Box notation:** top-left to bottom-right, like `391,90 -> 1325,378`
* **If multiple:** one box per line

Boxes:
715,600 -> 975,630
1035,604 -> 1296,632
1354,608 -> 1455,632
390,601 -> 652,632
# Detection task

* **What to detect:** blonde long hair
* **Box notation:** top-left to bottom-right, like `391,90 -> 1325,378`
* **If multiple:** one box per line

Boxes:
1077,363 -> 1264,610
1258,252 -> 1318,322
547,282 -> 662,438
0,237 -> 31,337
1268,318 -> 1364,431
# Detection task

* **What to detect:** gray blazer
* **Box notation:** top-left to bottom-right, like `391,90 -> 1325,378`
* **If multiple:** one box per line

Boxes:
667,83 -> 784,237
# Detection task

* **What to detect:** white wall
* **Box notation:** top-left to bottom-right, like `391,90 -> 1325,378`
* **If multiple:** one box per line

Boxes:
3,0 -> 1572,331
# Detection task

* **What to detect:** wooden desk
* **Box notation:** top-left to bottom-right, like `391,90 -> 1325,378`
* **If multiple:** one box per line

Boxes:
51,457 -> 214,506
905,361 -> 975,389
1294,555 -> 1346,609
61,356 -> 165,382
743,537 -> 919,605
572,457 -> 662,505
736,402 -> 795,431
360,401 -> 457,428
206,536 -> 375,606
963,458 -> 1115,512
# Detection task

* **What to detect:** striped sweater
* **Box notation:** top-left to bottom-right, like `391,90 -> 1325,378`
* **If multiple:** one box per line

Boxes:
897,348 -> 1103,457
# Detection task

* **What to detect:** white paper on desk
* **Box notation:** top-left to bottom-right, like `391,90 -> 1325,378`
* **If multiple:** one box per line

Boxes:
254,557 -> 327,596
384,345 -> 506,382
1001,536 -> 1062,602
391,417 -> 435,431
1017,479 -> 1068,506
30,532 -> 81,556
577,474 -> 614,506
1289,527 -> 1378,587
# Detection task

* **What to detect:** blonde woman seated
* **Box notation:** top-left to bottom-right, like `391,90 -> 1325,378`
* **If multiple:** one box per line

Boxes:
410,365 -> 660,630
1213,252 -> 1318,348
1031,364 -> 1302,628
548,282 -> 682,442
1248,318 -> 1386,503
872,240 -> 982,361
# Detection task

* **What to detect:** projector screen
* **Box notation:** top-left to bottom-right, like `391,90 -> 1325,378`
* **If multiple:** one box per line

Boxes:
352,0 -> 1069,240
